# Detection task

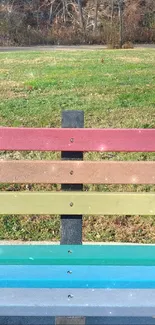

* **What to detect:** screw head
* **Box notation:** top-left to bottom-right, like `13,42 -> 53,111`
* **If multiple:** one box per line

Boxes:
70,138 -> 74,143
70,170 -> 74,175
70,202 -> 74,207
67,270 -> 72,274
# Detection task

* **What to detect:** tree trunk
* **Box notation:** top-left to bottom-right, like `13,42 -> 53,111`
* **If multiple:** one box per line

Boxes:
111,0 -> 114,43
62,0 -> 66,23
94,0 -> 99,32
77,0 -> 84,30
118,0 -> 123,48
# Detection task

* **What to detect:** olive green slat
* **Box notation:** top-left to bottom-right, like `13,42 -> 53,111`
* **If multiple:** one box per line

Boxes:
0,245 -> 155,265
1,192 -> 155,215
1,161 -> 155,184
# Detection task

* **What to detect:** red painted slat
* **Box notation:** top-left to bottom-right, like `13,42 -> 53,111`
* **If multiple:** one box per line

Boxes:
1,127 -> 155,152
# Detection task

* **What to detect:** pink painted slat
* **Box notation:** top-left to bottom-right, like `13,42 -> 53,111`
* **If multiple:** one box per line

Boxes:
1,127 -> 155,152
1,161 -> 155,184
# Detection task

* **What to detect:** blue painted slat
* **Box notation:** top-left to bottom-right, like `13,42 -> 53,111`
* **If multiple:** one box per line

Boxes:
1,265 -> 155,288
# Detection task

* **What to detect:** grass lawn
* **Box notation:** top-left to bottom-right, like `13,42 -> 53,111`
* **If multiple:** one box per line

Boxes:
0,48 -> 155,243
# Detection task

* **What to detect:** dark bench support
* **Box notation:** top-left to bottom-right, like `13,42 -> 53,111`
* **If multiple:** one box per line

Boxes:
60,110 -> 84,325
61,110 -> 84,245
60,111 -> 84,325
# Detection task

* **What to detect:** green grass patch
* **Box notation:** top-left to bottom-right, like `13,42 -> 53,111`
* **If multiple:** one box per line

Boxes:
1,48 -> 155,243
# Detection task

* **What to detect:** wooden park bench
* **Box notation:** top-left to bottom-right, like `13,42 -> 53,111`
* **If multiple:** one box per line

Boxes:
1,110 -> 155,325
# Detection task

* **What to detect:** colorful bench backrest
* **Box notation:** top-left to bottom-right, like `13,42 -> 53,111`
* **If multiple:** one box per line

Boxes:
1,125 -> 155,218
1,113 -> 155,320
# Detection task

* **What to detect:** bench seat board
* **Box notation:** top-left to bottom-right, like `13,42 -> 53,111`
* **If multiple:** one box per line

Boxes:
86,317 -> 155,324
0,317 -> 154,325
0,245 -> 155,266
1,161 -> 155,184
1,128 -> 155,152
0,289 -> 155,317
0,265 -> 155,288
1,192 -> 155,215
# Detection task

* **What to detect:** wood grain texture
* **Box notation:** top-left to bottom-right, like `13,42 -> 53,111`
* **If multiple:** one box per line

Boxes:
1,161 -> 155,184
1,127 -> 155,152
1,192 -> 155,215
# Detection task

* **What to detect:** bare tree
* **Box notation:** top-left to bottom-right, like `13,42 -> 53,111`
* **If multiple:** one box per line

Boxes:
1,0 -> 155,45
77,0 -> 84,30
118,0 -> 124,47
94,0 -> 99,32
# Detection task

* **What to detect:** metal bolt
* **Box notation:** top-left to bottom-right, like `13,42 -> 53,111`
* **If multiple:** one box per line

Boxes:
70,202 -> 74,207
68,250 -> 72,254
68,294 -> 74,299
70,138 -> 74,143
70,170 -> 74,175
67,270 -> 72,274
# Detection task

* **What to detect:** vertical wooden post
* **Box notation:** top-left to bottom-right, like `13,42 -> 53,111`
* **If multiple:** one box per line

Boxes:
60,110 -> 84,245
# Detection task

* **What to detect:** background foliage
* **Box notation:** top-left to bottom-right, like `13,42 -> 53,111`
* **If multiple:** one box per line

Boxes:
1,0 -> 155,46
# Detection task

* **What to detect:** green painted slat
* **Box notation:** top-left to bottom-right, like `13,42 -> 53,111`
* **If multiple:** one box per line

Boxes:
0,245 -> 155,266
1,192 -> 155,215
